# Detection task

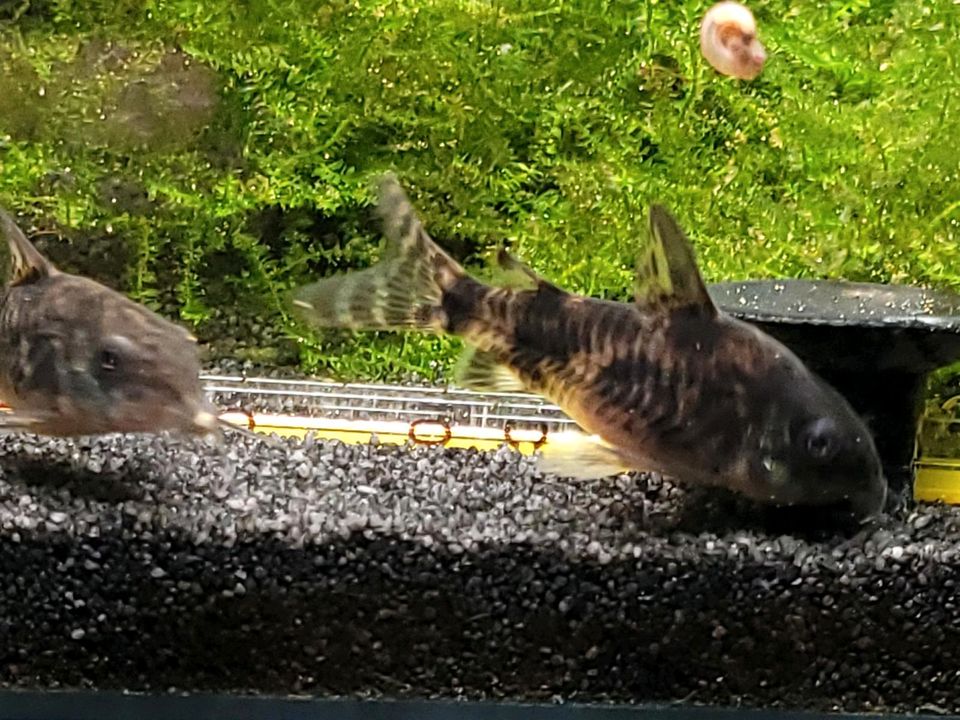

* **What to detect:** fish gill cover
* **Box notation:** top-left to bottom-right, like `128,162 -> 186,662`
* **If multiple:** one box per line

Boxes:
0,0 -> 957,388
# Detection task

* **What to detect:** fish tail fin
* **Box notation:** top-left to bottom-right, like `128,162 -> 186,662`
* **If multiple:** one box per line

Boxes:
292,174 -> 467,332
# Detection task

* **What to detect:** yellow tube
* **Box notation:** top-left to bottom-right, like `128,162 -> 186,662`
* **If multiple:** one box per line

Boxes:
218,411 -> 576,456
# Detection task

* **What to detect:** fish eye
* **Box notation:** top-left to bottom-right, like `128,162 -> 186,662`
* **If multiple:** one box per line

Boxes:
99,348 -> 120,372
96,335 -> 138,374
802,418 -> 838,461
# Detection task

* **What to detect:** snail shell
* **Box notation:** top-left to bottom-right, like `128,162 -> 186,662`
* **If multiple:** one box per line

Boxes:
700,2 -> 767,80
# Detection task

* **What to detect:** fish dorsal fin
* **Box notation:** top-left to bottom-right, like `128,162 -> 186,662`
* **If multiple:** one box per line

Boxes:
635,204 -> 716,316
495,248 -> 563,293
0,210 -> 59,286
453,346 -> 527,393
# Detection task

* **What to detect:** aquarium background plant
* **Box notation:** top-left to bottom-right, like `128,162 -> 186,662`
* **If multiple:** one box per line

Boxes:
0,0 -> 957,388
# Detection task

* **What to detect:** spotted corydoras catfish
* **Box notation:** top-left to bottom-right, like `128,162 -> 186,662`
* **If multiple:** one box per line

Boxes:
0,210 -> 221,437
292,176 -> 887,519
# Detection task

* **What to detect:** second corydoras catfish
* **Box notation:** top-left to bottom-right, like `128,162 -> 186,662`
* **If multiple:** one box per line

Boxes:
0,210 -> 221,437
293,176 -> 886,519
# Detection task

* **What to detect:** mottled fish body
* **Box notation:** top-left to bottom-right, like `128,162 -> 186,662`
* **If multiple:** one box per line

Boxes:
293,176 -> 886,518
0,210 -> 219,437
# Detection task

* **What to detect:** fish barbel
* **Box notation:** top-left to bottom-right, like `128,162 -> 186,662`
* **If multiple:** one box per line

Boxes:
292,175 -> 886,519
0,210 -> 222,437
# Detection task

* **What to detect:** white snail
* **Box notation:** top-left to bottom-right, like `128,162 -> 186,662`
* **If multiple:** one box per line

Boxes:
700,1 -> 767,80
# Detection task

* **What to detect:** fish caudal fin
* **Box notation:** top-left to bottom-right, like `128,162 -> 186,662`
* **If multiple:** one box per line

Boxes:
291,174 -> 466,332
537,433 -> 634,480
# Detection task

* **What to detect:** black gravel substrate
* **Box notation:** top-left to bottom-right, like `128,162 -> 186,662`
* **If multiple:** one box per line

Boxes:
2,692 -> 953,720
4,691 -> 939,720
0,429 -> 958,714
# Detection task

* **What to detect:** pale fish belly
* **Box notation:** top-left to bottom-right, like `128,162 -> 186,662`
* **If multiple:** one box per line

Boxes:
542,379 -> 665,472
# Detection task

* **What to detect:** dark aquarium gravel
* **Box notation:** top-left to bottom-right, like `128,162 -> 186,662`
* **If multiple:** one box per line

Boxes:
0,428 -> 957,714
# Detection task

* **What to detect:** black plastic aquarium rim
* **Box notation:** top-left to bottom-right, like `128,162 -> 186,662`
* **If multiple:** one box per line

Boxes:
0,692 -> 949,720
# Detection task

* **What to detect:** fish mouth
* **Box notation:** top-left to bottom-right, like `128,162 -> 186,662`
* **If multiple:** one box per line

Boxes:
191,404 -> 222,434
192,403 -> 268,443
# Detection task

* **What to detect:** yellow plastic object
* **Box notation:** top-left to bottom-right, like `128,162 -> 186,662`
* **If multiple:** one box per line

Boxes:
912,399 -> 960,504
914,458 -> 960,504
218,411 -> 588,456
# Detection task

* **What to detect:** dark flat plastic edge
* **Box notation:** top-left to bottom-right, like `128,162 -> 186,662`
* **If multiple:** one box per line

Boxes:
707,280 -> 960,331
0,691 -> 947,720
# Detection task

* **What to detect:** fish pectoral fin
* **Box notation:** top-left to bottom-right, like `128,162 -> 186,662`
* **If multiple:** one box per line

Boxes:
537,433 -> 633,480
453,347 -> 527,393
634,204 -> 717,316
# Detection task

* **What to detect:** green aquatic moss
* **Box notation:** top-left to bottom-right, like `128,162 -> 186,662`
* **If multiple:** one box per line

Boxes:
0,0 -> 958,383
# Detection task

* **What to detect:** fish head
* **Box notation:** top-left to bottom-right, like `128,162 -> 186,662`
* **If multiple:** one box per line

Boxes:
3,275 -> 219,438
0,209 -> 219,438
74,297 -> 220,437
637,204 -> 884,519
746,355 -> 886,520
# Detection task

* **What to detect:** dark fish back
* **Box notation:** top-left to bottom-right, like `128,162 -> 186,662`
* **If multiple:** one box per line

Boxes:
480,284 -> 761,467
451,280 -> 652,402
596,310 -> 774,468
